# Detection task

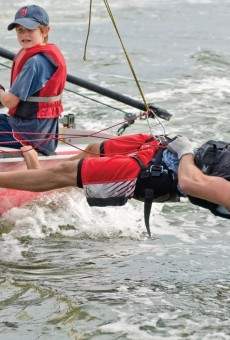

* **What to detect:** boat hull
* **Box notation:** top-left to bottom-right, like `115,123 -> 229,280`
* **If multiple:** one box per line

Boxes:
0,128 -> 113,215
0,145 -> 81,215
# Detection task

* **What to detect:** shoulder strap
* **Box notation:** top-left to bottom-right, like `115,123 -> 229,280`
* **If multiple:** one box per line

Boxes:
26,94 -> 62,103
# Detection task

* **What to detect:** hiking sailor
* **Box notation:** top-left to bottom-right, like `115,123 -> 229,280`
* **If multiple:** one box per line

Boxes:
0,133 -> 229,235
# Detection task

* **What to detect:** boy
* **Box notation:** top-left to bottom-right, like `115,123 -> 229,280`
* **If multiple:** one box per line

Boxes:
0,5 -> 67,168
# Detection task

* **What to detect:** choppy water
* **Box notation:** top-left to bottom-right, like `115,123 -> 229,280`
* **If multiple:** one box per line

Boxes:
1,0 -> 230,339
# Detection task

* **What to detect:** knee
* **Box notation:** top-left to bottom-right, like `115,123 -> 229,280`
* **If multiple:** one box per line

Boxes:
53,161 -> 77,186
84,143 -> 100,157
57,161 -> 78,176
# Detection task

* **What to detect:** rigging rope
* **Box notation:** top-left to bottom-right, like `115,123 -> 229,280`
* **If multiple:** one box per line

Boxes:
102,0 -> 149,111
0,58 -> 165,140
83,0 -> 149,111
0,117 -> 136,156
65,87 -> 132,115
0,0 -> 168,152
0,62 -> 10,69
102,0 -> 167,138
0,128 -> 166,158
83,0 -> 93,61
83,0 -> 167,137
0,58 -> 165,150
0,57 -> 135,122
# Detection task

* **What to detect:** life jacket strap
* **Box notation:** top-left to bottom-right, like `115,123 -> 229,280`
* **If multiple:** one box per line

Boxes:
26,94 -> 62,103
144,189 -> 154,237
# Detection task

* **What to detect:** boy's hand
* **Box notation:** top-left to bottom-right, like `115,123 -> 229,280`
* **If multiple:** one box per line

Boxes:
167,136 -> 194,159
0,84 -> 5,107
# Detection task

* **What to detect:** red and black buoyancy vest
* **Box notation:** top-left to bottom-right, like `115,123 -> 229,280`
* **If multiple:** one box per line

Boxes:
9,44 -> 67,119
189,140 -> 230,219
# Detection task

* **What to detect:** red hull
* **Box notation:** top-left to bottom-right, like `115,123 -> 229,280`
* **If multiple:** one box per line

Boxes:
0,128 -> 113,215
0,189 -> 42,215
0,148 -> 80,215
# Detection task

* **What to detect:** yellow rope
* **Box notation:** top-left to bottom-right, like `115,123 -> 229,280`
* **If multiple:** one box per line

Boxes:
83,0 -> 167,137
83,0 -> 93,61
102,0 -> 149,111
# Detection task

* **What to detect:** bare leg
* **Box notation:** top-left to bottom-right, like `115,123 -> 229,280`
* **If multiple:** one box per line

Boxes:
21,146 -> 40,169
0,160 -> 78,192
68,143 -> 100,161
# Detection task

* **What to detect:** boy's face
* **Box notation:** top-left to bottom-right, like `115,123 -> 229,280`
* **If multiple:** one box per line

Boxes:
15,25 -> 49,49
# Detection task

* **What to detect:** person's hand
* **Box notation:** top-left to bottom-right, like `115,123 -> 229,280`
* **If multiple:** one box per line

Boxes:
0,84 -> 5,108
167,136 -> 194,159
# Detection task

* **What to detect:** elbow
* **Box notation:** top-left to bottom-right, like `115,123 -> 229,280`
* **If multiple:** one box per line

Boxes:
178,172 -> 207,197
1,92 -> 19,109
2,98 -> 17,109
4,102 -> 16,110
178,175 -> 194,195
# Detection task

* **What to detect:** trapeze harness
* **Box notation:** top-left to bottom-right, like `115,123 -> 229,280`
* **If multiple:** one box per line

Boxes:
8,44 -> 67,119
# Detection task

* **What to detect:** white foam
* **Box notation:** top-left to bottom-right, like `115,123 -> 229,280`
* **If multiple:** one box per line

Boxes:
100,319 -> 154,340
3,189 -> 145,241
0,233 -> 27,261
146,76 -> 230,102
1,187 -> 210,256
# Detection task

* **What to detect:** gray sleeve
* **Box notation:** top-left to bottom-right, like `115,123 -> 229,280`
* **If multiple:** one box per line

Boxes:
9,58 -> 38,101
9,55 -> 56,101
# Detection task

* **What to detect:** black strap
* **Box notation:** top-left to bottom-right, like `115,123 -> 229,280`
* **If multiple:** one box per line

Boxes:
132,149 -> 167,237
144,189 -> 155,237
131,155 -> 146,170
77,158 -> 84,188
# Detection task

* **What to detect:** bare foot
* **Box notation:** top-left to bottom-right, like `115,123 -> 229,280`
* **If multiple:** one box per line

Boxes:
21,146 -> 41,169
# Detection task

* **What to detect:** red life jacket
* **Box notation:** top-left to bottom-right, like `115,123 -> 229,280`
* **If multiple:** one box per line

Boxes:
9,43 -> 67,119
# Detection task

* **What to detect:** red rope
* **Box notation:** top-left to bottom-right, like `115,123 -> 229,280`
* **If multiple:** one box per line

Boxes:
0,117 -> 130,154
0,115 -> 162,157
58,134 -> 167,158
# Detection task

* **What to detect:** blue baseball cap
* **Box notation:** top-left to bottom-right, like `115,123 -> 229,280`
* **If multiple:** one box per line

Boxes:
8,5 -> 49,31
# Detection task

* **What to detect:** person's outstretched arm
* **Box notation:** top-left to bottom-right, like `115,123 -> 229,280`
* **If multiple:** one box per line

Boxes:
178,154 -> 230,210
168,136 -> 230,211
